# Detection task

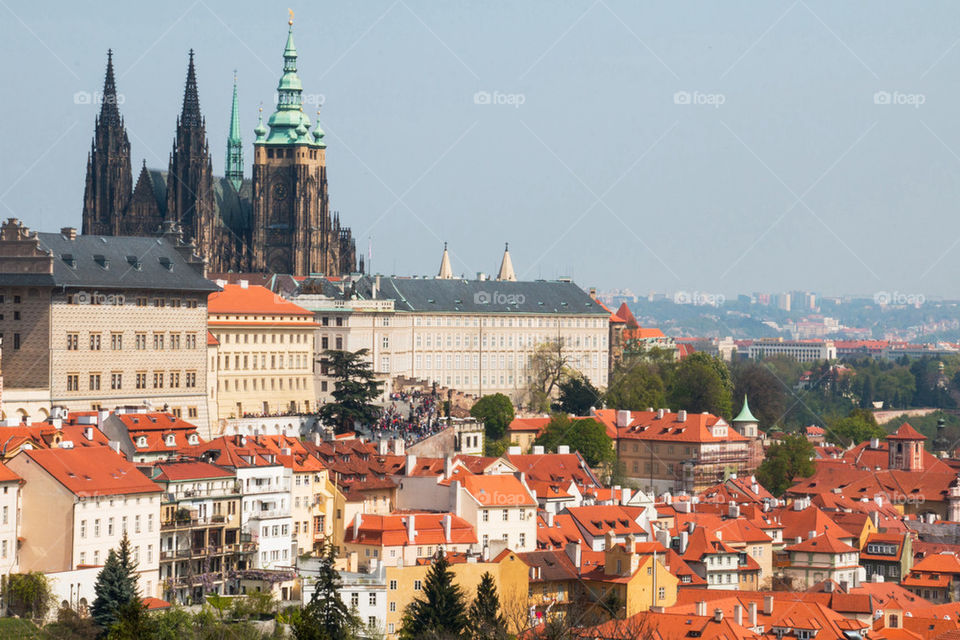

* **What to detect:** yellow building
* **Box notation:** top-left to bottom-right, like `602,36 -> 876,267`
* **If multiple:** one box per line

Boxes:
383,550 -> 530,639
581,538 -> 679,619
208,283 -> 316,420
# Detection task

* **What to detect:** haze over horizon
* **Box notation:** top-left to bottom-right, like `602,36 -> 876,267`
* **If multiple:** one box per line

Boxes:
3,1 -> 960,297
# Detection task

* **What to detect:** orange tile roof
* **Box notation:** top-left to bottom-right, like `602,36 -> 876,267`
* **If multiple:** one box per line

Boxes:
785,532 -> 858,554
536,513 -> 585,549
615,410 -> 747,443
206,331 -> 219,346
150,460 -> 235,482
207,284 -> 314,318
566,505 -> 647,538
460,474 -> 536,507
344,512 -> 476,547
888,423 -> 926,441
22,447 -> 161,497
0,463 -> 20,483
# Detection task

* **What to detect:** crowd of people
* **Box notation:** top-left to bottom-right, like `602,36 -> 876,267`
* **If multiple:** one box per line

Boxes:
368,393 -> 444,444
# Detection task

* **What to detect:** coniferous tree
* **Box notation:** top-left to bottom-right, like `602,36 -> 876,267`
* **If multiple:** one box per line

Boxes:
292,542 -> 361,640
399,549 -> 467,640
317,348 -> 384,433
92,533 -> 140,631
466,572 -> 507,640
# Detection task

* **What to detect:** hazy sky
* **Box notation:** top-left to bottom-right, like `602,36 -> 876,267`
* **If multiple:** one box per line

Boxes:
2,1 -> 960,298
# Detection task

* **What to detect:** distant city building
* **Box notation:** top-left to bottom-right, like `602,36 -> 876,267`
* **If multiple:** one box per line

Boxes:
746,338 -> 836,362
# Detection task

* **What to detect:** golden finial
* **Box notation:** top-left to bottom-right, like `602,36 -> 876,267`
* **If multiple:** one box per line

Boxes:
288,9 -> 294,26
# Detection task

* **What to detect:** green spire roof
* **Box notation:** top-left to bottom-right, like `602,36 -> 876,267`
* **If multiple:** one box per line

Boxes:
225,73 -> 243,190
733,395 -> 758,423
262,18 -> 323,147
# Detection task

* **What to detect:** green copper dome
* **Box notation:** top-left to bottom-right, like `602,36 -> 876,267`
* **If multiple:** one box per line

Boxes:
733,395 -> 758,423
254,108 -> 267,141
261,20 -> 324,147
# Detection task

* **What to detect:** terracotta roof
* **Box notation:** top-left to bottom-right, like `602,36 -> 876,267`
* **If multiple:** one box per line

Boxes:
21,447 -> 161,497
0,463 -> 21,483
344,512 -> 476,547
888,423 -> 927,441
517,549 -> 579,582
151,460 -> 235,482
461,474 -> 536,507
566,505 -> 647,538
614,410 -> 748,443
537,513 -> 586,549
206,331 -> 219,346
785,532 -> 858,554
207,284 -> 314,318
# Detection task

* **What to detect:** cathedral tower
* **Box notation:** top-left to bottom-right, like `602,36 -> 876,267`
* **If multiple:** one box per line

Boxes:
166,50 -> 217,262
226,74 -> 244,191
82,50 -> 132,236
252,16 -> 351,276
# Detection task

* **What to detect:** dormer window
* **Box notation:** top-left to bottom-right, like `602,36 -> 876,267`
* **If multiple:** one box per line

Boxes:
137,436 -> 147,448
188,434 -> 199,445
165,434 -> 176,447
158,257 -> 173,271
126,255 -> 142,270
93,254 -> 109,269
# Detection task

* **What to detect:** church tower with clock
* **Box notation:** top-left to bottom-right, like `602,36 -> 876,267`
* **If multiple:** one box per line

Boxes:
251,14 -> 356,276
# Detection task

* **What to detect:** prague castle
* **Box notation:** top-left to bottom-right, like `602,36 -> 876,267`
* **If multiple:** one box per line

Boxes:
81,18 -> 358,276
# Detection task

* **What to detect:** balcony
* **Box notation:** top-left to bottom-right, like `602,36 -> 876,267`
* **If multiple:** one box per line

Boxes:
249,508 -> 291,520
161,515 -> 233,530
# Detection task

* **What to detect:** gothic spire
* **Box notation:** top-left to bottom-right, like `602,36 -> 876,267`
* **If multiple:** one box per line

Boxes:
99,49 -> 121,127
437,242 -> 453,279
497,242 -> 516,282
226,72 -> 244,190
180,49 -> 202,127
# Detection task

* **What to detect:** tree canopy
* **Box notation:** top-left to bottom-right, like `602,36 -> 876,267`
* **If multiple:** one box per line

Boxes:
755,434 -> 816,496
470,393 -> 515,441
605,362 -> 666,412
534,415 -> 615,469
399,550 -> 468,640
317,348 -> 384,433
292,542 -> 362,640
92,533 -> 140,632
667,352 -> 733,418
555,376 -> 603,416
466,572 -> 507,640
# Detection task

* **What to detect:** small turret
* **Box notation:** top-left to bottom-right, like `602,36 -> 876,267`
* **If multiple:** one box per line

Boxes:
496,242 -> 516,282
437,242 -> 453,279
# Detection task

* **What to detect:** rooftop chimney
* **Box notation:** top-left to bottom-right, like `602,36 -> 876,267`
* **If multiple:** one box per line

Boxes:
507,446 -> 521,455
565,541 -> 581,569
749,602 -> 757,627
616,410 -> 632,428
763,595 -> 773,615
557,445 -> 570,454
406,514 -> 416,541
657,408 -> 666,419
405,454 -> 417,475
532,445 -> 545,455
734,605 -> 743,627
443,514 -> 452,542
60,227 -> 77,240
696,601 -> 707,617
678,410 -> 687,422
714,608 -> 723,623
353,514 -> 362,540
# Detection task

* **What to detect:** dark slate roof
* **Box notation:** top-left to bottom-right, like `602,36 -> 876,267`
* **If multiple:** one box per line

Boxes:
351,276 -> 606,315
34,232 -> 219,292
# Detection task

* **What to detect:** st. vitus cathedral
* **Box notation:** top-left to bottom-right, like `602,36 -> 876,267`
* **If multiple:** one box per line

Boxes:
81,18 -> 359,276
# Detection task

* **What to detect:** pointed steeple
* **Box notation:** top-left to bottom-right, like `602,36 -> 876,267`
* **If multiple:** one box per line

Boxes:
496,242 -> 517,282
733,395 -> 758,424
263,15 -> 316,145
181,49 -> 202,128
437,242 -> 453,279
225,72 -> 244,191
99,49 -> 121,127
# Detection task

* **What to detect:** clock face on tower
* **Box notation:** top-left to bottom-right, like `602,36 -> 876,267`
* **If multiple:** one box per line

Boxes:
272,182 -> 288,201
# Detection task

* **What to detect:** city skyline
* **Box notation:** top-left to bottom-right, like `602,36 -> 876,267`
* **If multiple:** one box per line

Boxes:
4,2 -> 960,296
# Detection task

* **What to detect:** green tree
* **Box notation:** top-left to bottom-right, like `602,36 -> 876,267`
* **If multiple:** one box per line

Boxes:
292,542 -> 361,640
731,360 -> 787,428
3,572 -> 53,623
554,376 -> 603,416
755,434 -> 815,496
470,393 -> 515,441
829,408 -> 884,445
466,572 -> 507,640
533,415 -> 615,469
92,533 -> 140,632
45,606 -> 101,640
526,340 -> 571,412
107,599 -> 152,640
318,349 -> 384,433
399,550 -> 467,640
605,363 -> 666,411
667,352 -> 733,418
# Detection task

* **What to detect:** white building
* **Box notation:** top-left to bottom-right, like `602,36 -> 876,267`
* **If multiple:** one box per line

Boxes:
0,464 -> 21,582
293,247 -> 610,405
747,339 -> 836,362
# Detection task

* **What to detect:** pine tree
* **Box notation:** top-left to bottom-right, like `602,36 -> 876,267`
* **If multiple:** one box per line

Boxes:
317,348 -> 384,433
466,572 -> 506,640
292,542 -> 361,640
399,549 -> 467,640
91,533 -> 140,631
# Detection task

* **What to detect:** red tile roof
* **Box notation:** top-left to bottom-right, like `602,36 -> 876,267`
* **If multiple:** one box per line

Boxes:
460,474 -> 536,507
344,512 -> 476,547
22,447 -> 161,497
888,423 -> 926,441
208,284 -> 314,317
150,460 -> 234,482
785,532 -> 858,554
0,463 -> 20,483
614,410 -> 748,443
